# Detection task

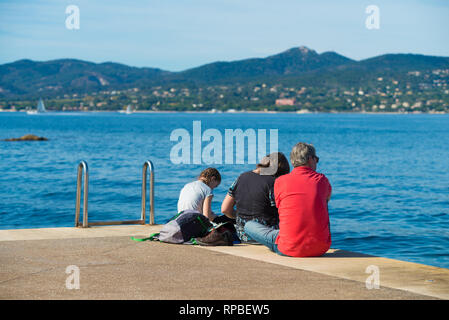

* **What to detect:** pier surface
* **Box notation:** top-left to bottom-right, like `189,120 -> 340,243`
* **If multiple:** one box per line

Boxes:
0,225 -> 447,300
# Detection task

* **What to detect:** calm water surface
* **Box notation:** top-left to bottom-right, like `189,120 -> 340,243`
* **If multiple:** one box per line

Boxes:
0,112 -> 448,268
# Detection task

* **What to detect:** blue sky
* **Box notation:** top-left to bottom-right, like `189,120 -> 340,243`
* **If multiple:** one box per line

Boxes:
0,0 -> 448,71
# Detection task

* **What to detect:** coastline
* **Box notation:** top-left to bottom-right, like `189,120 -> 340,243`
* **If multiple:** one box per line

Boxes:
0,109 -> 447,115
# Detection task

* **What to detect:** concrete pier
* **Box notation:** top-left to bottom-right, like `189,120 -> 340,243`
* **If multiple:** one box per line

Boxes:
0,225 -> 447,300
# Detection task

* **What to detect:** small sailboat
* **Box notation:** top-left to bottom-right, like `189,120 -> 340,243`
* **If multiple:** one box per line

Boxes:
119,105 -> 133,114
27,98 -> 47,115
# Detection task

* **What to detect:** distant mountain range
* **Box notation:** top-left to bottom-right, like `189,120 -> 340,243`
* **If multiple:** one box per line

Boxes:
1,46 -> 449,99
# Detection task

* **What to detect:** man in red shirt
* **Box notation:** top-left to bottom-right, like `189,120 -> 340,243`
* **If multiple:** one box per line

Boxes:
244,142 -> 332,257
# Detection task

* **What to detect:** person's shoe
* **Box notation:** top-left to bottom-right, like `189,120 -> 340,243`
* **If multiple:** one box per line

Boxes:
194,229 -> 233,246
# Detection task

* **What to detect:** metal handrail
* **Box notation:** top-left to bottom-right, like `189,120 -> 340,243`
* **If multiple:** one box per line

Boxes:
141,160 -> 155,225
75,161 -> 89,227
75,160 -> 155,227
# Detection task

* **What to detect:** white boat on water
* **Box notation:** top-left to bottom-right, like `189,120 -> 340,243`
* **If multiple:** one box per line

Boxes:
119,105 -> 133,114
27,99 -> 47,115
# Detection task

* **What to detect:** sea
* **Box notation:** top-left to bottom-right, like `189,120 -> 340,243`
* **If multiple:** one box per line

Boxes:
0,111 -> 448,268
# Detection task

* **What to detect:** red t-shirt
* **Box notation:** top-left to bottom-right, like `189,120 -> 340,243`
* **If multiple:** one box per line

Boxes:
274,166 -> 332,257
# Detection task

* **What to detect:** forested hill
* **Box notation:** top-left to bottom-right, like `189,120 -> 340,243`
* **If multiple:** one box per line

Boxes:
1,46 -> 448,113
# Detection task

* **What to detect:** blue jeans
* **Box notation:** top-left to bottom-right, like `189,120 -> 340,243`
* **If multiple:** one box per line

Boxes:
243,220 -> 286,256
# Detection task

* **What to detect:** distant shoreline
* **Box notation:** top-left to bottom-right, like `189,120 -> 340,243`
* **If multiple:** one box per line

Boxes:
0,109 -> 447,115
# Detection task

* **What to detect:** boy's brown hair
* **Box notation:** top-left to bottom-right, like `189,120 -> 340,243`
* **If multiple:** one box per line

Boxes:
199,167 -> 222,185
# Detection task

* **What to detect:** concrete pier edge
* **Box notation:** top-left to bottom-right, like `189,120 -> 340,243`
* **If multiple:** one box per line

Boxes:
0,225 -> 447,300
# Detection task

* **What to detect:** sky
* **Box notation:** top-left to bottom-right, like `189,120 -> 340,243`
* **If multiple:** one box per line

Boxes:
0,0 -> 448,71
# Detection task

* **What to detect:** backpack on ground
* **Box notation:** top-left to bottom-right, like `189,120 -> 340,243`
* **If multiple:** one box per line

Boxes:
155,210 -> 212,244
131,210 -> 235,246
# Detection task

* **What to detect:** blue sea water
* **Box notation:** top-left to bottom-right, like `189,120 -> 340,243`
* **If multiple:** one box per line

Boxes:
0,112 -> 448,268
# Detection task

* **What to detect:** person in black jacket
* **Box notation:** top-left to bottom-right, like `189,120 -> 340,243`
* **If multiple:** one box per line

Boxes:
220,152 -> 290,242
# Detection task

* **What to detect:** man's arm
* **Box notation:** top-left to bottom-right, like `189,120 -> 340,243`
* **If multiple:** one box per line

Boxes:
221,194 -> 236,219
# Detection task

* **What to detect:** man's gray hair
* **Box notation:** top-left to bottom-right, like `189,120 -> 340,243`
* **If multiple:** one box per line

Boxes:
290,142 -> 316,167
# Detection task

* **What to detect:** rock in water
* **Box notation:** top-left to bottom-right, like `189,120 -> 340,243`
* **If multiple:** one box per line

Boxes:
3,134 -> 48,141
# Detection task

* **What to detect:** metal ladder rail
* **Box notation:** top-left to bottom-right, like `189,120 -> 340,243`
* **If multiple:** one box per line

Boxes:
75,160 -> 155,228
75,161 -> 89,227
141,160 -> 155,225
